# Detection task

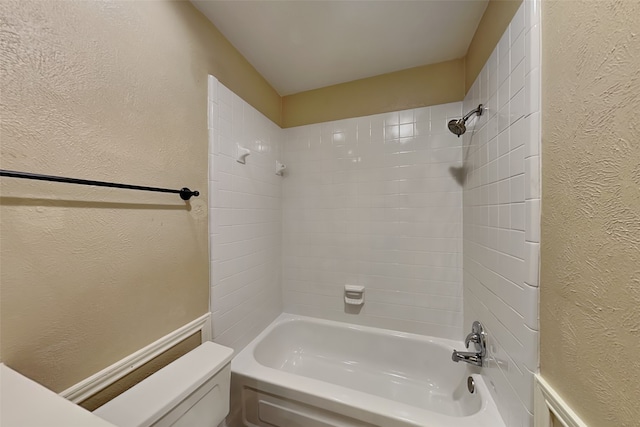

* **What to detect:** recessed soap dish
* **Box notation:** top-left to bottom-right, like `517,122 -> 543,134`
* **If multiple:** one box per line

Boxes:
344,285 -> 364,305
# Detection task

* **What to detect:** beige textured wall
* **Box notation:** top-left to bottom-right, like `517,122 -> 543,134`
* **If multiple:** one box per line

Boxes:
0,0 -> 278,392
281,59 -> 464,128
540,1 -> 640,426
465,0 -> 522,91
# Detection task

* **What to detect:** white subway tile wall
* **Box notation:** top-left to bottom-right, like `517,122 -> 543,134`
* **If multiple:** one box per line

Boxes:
462,1 -> 540,426
281,103 -> 464,340
208,76 -> 283,353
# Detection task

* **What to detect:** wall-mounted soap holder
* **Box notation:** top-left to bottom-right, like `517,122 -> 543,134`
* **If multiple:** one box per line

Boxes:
344,285 -> 364,305
237,145 -> 251,164
276,161 -> 286,176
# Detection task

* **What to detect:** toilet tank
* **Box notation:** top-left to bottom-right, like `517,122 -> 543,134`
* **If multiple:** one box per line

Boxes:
94,341 -> 233,427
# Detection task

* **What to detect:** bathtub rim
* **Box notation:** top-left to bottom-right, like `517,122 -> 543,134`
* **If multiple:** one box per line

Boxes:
231,313 -> 506,427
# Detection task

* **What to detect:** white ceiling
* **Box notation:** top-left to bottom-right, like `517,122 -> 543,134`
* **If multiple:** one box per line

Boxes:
191,1 -> 489,96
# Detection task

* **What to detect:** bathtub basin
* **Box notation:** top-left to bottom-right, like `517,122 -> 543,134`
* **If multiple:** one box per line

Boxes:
231,314 -> 505,427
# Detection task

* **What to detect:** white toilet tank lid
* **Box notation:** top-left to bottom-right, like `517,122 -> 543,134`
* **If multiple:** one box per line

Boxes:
94,341 -> 233,427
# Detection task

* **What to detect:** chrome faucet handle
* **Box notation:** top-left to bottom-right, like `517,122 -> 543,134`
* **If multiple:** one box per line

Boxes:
470,321 -> 487,356
465,332 -> 480,348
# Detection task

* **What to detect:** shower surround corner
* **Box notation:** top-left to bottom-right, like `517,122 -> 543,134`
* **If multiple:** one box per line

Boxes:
207,75 -> 284,353
461,1 -> 541,426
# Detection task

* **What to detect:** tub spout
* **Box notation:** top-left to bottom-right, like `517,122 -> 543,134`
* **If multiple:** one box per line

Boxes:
451,350 -> 483,366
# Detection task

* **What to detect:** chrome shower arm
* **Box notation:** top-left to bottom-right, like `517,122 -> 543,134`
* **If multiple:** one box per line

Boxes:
462,104 -> 484,122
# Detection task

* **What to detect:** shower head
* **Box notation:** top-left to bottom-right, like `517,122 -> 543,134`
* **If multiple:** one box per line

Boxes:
448,119 -> 467,137
447,104 -> 483,137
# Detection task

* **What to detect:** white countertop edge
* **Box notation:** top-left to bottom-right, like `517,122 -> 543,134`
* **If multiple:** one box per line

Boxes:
0,364 -> 117,427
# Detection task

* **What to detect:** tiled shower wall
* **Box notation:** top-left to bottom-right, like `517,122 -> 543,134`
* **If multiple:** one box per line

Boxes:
282,104 -> 464,340
208,76 -> 283,352
462,1 -> 541,426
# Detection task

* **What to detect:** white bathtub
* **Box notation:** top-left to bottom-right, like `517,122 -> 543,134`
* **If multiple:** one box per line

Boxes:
231,314 -> 505,427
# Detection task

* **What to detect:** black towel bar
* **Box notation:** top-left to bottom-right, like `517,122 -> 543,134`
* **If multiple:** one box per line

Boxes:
0,169 -> 199,201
